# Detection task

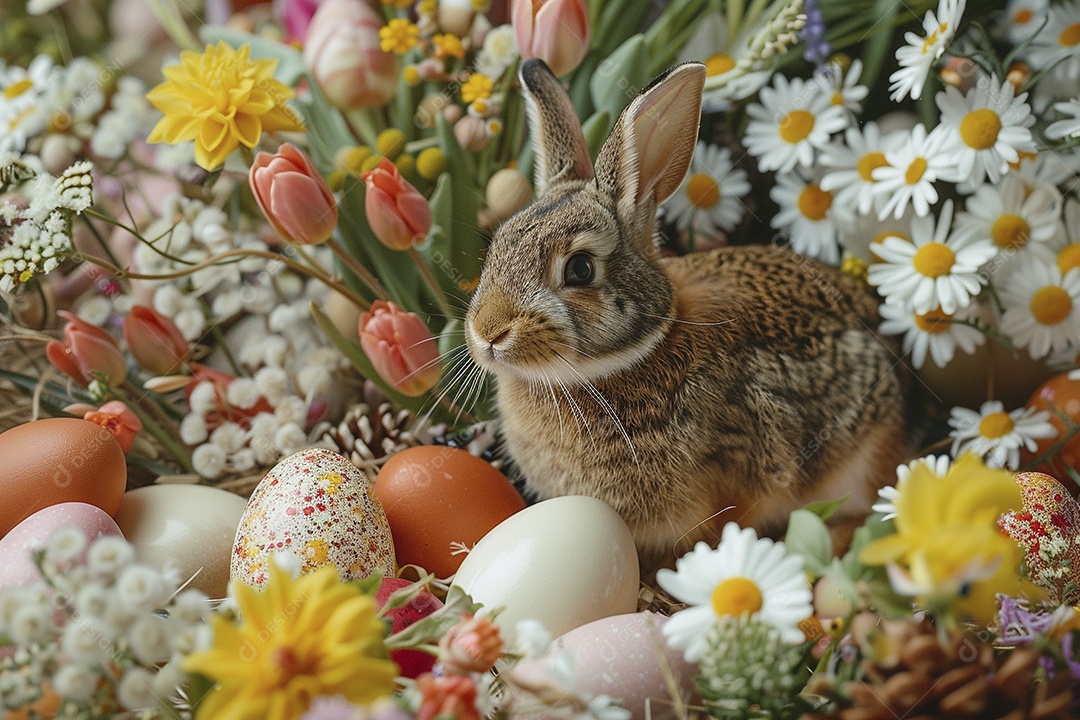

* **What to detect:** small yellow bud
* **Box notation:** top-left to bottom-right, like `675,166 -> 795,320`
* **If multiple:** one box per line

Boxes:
360,154 -> 383,173
416,147 -> 447,180
340,146 -> 373,174
376,129 -> 407,159
395,152 -> 417,179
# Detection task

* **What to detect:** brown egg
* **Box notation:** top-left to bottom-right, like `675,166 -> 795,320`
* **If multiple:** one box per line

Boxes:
374,446 -> 525,578
0,418 -> 127,537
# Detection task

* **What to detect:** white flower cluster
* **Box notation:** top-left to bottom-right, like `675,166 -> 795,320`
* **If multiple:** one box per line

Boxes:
0,159 -> 93,292
90,76 -> 157,159
0,531 -> 211,716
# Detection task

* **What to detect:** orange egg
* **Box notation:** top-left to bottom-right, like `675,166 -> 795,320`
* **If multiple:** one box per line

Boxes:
374,446 -> 525,578
0,418 -> 127,537
1022,371 -> 1080,481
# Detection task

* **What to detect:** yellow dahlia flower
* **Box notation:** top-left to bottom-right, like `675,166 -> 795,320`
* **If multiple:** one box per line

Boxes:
183,563 -> 397,720
146,42 -> 304,171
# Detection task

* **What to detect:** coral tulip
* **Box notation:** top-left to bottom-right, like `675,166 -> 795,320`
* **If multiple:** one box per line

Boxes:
361,157 -> 432,250
123,305 -> 189,375
46,311 -> 127,387
305,0 -> 399,110
511,0 -> 590,77
250,143 -> 339,246
83,400 -> 143,453
416,673 -> 480,720
358,301 -> 441,396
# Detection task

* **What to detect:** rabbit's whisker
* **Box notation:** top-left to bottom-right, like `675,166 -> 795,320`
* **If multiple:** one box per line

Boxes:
552,352 -> 636,457
642,312 -> 737,327
420,346 -> 475,425
672,505 -> 736,556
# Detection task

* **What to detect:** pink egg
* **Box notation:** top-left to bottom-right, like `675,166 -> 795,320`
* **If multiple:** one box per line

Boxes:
0,502 -> 122,588
508,612 -> 696,720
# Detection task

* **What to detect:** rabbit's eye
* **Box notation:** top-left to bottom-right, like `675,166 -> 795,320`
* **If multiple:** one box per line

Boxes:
564,253 -> 595,286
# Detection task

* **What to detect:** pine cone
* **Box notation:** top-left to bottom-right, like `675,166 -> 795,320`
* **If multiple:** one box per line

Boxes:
804,618 -> 1073,720
320,400 -> 418,470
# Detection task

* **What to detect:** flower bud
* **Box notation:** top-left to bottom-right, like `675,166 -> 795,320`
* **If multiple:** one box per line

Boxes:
305,0 -> 399,110
438,613 -> 503,674
83,400 -> 142,453
437,0 -> 475,37
416,673 -> 480,720
361,157 -> 432,250
453,114 -> 490,152
250,143 -> 338,246
123,304 -> 189,375
511,0 -> 590,77
485,167 -> 533,220
46,311 -> 127,387
358,301 -> 440,396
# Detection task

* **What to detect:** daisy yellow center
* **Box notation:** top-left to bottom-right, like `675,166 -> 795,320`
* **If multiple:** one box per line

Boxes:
687,173 -> 721,208
912,242 -> 955,277
1009,150 -> 1038,170
779,109 -> 815,144
1060,22 -> 1080,46
705,52 -> 736,76
921,23 -> 947,54
798,184 -> 833,221
3,78 -> 33,100
1057,243 -> 1080,274
904,157 -> 928,185
1014,8 -> 1033,23
858,151 -> 889,182
711,576 -> 763,617
1030,285 -> 1073,325
990,214 -> 1030,249
978,411 -> 1015,439
959,109 -> 1002,150
914,308 -> 952,333
831,92 -> 844,105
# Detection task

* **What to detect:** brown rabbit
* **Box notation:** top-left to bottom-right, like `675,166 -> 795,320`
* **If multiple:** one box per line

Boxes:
465,59 -> 909,570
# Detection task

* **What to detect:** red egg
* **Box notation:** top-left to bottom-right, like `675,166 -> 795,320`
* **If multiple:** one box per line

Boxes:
0,418 -> 127,537
1022,372 -> 1080,482
376,576 -> 443,678
374,446 -> 525,578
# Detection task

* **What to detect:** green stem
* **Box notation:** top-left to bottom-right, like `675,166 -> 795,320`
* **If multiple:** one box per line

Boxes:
343,108 -> 382,148
328,239 -> 391,301
144,0 -> 201,51
117,384 -> 196,474
407,247 -> 455,320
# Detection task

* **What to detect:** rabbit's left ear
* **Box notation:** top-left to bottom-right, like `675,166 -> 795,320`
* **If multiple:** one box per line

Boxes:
595,63 -> 705,225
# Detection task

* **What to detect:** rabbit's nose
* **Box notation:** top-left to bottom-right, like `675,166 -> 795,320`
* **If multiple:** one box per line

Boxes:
488,326 -> 511,346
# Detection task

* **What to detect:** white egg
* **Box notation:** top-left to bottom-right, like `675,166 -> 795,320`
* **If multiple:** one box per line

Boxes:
450,495 -> 639,642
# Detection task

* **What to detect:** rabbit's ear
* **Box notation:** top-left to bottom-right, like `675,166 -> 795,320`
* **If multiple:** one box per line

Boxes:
520,59 -> 595,195
595,63 -> 705,228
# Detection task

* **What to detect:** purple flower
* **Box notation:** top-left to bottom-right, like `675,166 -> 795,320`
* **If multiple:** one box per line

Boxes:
800,0 -> 831,67
996,594 -> 1056,646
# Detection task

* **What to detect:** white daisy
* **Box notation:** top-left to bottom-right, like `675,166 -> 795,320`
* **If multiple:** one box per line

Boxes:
1047,98 -> 1080,140
682,13 -> 773,109
872,454 -> 953,520
743,74 -> 848,173
948,400 -> 1057,469
815,58 -> 869,115
769,171 -> 852,264
999,261 -> 1080,359
889,0 -> 968,101
999,0 -> 1048,44
0,55 -> 56,153
872,124 -> 954,219
878,301 -> 986,369
1055,198 -> 1080,275
839,207 -> 915,263
953,173 -> 1061,276
935,78 -> 1036,187
663,142 -> 751,240
1025,0 -> 1080,81
656,523 -> 812,662
868,200 -> 998,314
820,122 -> 903,216
1012,149 -> 1080,191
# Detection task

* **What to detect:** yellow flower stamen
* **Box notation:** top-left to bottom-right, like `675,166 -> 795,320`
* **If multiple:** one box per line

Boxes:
990,214 -> 1030,250
1013,8 -> 1033,23
3,78 -> 33,99
841,255 -> 869,284
403,65 -> 422,86
461,73 -> 494,104
921,23 -> 947,54
1060,22 -> 1080,46
779,109 -> 815,144
380,18 -> 420,54
912,242 -> 956,278
858,151 -> 889,182
711,577 -> 763,617
1058,243 -> 1080,274
797,184 -> 832,221
914,308 -> 953,334
433,33 -> 466,60
978,411 -> 1015,439
959,108 -> 1002,150
704,52 -> 736,77
1031,285 -> 1073,326
686,173 -> 720,209
904,157 -> 928,184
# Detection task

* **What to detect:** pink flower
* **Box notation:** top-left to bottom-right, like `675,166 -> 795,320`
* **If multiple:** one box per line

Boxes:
46,311 -> 127,387
279,0 -> 324,44
438,613 -> 503,675
83,401 -> 142,453
123,305 -> 189,375
361,157 -> 432,251
358,301 -> 440,397
511,0 -> 590,77
250,143 -> 339,246
416,673 -> 480,720
304,0 -> 399,110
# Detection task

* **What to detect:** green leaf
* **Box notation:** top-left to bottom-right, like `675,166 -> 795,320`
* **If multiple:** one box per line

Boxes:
590,35 -> 648,122
198,26 -> 306,86
581,110 -> 613,160
784,509 -> 833,577
375,572 -> 437,611
295,81 -> 356,170
418,174 -> 471,305
434,114 -> 485,291
858,0 -> 902,90
802,495 -> 850,522
352,570 -> 385,597
384,585 -> 484,649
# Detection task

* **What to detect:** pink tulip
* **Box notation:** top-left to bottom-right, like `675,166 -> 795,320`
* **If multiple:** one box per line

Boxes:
123,305 -> 189,375
278,0 -> 324,44
359,301 -> 441,396
83,400 -> 143,453
304,0 -> 399,110
511,0 -> 590,77
361,157 -> 432,251
250,143 -> 339,246
46,311 -> 127,387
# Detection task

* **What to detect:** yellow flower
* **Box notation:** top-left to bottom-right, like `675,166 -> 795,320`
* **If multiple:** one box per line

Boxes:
380,19 -> 420,54
146,42 -> 303,171
461,73 -> 494,104
860,453 -> 1044,624
433,33 -> 466,60
183,563 -> 397,719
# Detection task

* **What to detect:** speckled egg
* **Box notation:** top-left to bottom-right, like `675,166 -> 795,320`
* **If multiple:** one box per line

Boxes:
230,448 -> 396,587
509,613 -> 696,720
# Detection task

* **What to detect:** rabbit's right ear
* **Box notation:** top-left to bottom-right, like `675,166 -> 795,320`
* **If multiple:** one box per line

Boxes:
520,59 -> 595,196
